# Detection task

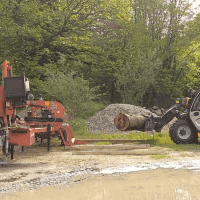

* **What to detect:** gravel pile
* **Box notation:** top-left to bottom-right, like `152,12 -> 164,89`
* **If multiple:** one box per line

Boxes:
87,104 -> 174,133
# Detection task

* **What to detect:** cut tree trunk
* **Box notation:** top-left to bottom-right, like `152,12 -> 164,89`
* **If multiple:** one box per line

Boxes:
114,113 -> 146,131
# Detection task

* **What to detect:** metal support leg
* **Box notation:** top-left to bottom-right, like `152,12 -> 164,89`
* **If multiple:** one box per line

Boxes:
11,145 -> 14,160
47,124 -> 51,151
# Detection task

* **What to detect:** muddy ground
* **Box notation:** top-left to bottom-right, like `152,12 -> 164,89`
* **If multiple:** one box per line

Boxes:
0,139 -> 200,199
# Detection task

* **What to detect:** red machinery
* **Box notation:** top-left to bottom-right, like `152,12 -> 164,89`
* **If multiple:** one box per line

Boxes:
0,61 -> 86,164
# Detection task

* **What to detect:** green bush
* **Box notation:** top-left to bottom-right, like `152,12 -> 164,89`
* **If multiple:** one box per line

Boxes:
76,102 -> 106,120
70,118 -> 88,135
42,69 -> 97,117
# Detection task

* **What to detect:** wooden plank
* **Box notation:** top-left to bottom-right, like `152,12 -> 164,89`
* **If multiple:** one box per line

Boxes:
72,150 -> 160,156
66,144 -> 150,151
78,139 -> 145,144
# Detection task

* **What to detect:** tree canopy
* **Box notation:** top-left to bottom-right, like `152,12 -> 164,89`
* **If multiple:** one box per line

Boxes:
0,0 -> 199,113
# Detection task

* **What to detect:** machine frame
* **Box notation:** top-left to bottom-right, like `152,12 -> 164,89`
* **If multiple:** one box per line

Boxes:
0,61 -> 86,164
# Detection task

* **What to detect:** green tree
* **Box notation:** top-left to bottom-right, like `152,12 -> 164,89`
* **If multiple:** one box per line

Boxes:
0,0 -> 108,101
0,0 -> 199,110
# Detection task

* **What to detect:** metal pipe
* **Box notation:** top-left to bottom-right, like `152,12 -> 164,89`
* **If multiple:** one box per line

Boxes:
47,124 -> 51,151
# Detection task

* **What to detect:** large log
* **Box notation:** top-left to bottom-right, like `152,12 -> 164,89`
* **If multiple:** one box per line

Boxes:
114,113 -> 146,131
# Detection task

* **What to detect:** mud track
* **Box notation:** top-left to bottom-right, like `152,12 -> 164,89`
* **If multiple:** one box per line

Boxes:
0,139 -> 200,198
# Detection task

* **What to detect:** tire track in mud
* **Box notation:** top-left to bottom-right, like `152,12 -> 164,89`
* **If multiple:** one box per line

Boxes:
1,160 -> 200,194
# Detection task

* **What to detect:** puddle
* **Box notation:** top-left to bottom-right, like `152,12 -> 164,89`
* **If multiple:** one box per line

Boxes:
1,168 -> 200,200
1,160 -> 200,199
100,159 -> 200,174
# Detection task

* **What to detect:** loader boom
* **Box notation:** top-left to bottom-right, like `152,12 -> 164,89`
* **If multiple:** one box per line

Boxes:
145,98 -> 186,132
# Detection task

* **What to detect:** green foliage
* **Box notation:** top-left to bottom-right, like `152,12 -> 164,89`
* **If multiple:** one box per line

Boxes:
74,129 -> 200,152
150,155 -> 167,159
70,118 -> 88,135
0,0 -> 199,109
115,49 -> 161,105
153,133 -> 174,145
127,132 -> 153,140
76,102 -> 106,120
95,141 -> 110,145
43,70 -> 96,112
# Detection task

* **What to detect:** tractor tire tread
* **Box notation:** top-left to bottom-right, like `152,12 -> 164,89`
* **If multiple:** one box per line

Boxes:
169,119 -> 198,144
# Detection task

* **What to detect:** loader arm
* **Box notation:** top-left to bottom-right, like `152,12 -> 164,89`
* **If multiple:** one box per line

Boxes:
144,98 -> 186,132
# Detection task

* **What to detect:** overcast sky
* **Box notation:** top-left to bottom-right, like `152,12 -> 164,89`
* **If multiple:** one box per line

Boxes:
191,0 -> 200,14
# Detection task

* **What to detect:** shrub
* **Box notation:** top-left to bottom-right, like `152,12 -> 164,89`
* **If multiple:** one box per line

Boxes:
43,70 -> 96,116
76,102 -> 106,120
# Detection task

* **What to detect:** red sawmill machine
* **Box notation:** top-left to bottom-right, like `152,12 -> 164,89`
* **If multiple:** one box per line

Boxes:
0,61 -> 87,165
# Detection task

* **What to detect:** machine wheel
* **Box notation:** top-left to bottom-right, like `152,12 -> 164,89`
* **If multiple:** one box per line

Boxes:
169,119 -> 198,144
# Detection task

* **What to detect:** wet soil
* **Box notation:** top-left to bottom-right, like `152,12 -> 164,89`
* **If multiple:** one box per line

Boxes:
0,140 -> 200,199
1,169 -> 200,200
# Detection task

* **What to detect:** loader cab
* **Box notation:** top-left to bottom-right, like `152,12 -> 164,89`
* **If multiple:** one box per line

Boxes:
189,91 -> 200,131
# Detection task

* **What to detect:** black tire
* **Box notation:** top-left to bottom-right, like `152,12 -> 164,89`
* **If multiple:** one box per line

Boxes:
169,119 -> 198,144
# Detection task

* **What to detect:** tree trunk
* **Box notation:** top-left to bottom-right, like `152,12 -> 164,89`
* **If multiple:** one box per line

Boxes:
114,113 -> 146,131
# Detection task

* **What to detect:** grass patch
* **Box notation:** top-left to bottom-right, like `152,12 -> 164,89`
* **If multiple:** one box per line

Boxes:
94,141 -> 110,145
153,132 -> 200,151
37,130 -> 200,153
70,118 -> 88,135
71,119 -> 200,152
151,154 -> 167,159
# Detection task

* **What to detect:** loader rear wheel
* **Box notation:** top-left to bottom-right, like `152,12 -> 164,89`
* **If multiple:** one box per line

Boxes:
169,119 -> 198,144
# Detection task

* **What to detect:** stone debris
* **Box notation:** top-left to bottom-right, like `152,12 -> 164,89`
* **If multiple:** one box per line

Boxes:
87,104 -> 175,133
150,106 -> 164,116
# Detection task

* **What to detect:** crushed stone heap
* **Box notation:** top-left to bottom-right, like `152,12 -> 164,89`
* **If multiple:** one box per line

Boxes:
87,104 -> 154,134
87,103 -> 174,133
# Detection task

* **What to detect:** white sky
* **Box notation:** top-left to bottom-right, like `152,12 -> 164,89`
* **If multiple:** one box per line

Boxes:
190,0 -> 200,14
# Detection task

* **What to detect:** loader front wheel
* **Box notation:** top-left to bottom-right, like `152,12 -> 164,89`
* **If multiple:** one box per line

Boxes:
169,119 -> 198,144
